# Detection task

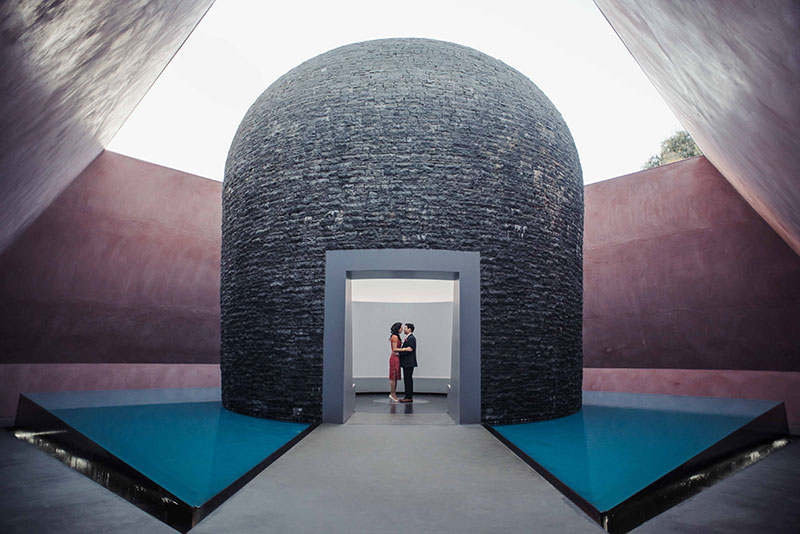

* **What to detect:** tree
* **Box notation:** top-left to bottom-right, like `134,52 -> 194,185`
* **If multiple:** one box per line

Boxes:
643,130 -> 702,169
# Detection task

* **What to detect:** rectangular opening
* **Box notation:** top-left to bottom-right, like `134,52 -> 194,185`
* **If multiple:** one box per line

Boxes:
322,249 -> 480,425
347,274 -> 457,420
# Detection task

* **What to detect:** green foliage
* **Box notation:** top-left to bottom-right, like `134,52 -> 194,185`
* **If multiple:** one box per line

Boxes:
643,130 -> 702,169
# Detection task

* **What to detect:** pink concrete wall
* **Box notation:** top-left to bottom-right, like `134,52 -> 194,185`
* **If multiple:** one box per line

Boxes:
584,368 -> 800,428
0,151 -> 222,365
583,156 -> 800,429
584,156 -> 800,372
0,363 -> 220,420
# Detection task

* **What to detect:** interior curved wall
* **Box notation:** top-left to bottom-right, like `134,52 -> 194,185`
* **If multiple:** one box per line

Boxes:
221,38 -> 583,424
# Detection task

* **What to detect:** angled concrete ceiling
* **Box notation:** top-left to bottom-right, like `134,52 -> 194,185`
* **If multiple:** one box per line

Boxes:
0,0 -> 214,254
594,0 -> 800,255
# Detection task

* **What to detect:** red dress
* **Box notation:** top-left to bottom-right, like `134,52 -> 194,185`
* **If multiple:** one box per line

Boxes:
389,334 -> 401,381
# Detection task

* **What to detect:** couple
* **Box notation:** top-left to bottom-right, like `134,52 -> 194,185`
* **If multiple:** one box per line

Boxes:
388,322 -> 416,403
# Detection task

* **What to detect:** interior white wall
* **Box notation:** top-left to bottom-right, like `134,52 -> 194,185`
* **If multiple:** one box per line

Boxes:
351,301 -> 453,380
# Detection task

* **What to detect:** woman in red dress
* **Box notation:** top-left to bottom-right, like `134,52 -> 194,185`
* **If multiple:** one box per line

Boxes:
388,322 -> 403,402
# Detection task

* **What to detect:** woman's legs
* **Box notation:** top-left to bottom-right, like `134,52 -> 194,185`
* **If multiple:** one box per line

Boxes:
389,378 -> 398,401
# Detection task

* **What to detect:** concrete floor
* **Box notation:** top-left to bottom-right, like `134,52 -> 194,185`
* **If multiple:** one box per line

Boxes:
1,394 -> 799,533
346,393 -> 456,425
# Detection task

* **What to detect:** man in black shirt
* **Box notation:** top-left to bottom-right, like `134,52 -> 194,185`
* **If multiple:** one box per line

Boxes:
398,323 -> 417,403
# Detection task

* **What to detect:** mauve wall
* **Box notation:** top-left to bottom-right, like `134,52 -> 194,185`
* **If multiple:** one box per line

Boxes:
583,156 -> 800,427
0,151 -> 221,419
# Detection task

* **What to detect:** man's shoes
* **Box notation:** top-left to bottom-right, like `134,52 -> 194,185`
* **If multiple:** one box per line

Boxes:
399,398 -> 413,403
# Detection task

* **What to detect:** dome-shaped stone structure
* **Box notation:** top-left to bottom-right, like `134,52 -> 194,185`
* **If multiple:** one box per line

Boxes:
222,38 -> 583,424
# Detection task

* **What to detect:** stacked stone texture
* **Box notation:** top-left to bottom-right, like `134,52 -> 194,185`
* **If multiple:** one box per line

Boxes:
222,38 -> 583,424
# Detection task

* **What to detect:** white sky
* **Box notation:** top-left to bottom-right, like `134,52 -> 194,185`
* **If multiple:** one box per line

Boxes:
108,0 -> 684,184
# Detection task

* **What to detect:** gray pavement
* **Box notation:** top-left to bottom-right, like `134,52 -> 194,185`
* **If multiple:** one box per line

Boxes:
192,423 -> 600,534
634,438 -> 800,533
0,430 -> 174,534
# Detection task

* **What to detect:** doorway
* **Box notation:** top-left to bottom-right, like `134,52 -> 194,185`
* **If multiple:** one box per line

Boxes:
350,275 -> 454,420
322,249 -> 480,424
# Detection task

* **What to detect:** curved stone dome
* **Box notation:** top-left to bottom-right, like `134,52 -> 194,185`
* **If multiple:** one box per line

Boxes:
222,38 -> 583,424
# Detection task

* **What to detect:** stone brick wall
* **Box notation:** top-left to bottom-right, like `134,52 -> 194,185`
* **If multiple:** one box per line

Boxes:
222,38 -> 583,424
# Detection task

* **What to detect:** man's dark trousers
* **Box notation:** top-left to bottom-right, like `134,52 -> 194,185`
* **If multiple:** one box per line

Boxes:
400,333 -> 417,399
402,366 -> 414,399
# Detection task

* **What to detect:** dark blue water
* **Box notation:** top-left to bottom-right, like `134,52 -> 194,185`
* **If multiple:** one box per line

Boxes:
27,389 -> 309,507
493,392 -> 779,512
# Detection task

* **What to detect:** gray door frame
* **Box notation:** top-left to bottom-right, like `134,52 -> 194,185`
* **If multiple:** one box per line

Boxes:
322,249 -> 481,424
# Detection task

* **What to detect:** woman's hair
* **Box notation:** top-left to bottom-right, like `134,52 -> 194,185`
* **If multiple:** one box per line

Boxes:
390,322 -> 403,339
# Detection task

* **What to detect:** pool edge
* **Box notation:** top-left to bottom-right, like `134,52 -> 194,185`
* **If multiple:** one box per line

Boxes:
10,393 -> 320,533
484,401 -> 791,533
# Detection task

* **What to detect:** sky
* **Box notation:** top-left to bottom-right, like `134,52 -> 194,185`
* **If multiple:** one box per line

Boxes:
108,0 -> 684,185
